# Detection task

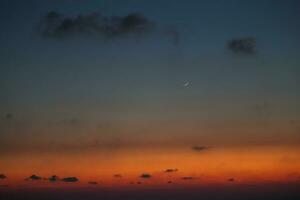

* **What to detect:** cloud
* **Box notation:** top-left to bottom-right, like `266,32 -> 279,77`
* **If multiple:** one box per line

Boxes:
227,37 -> 256,55
140,173 -> 152,179
27,175 -> 42,180
4,113 -> 13,120
0,174 -> 7,179
61,177 -> 79,182
38,11 -> 155,39
182,176 -> 194,180
164,169 -> 178,173
192,146 -> 209,152
227,178 -> 235,182
48,175 -> 59,182
113,174 -> 122,178
88,181 -> 98,185
37,11 -> 182,45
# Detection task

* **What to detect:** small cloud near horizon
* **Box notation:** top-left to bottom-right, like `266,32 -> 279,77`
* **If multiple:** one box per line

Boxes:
192,146 -> 209,152
140,173 -> 152,179
27,175 -> 42,180
48,175 -> 59,182
61,177 -> 79,182
88,181 -> 98,185
182,176 -> 194,180
0,174 -> 7,179
113,174 -> 122,178
164,169 -> 178,173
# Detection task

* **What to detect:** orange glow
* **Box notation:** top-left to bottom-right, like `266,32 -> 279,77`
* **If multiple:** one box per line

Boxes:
1,145 -> 300,189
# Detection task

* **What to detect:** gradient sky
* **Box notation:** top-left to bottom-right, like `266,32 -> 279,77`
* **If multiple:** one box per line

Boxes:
0,0 -> 300,196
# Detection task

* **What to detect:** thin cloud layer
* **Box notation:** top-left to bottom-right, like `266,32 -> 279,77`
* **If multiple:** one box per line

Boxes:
227,37 -> 256,55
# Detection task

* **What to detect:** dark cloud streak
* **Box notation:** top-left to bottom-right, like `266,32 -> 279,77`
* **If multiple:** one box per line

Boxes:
164,168 -> 178,173
61,177 -> 79,182
38,11 -> 155,39
192,146 -> 209,152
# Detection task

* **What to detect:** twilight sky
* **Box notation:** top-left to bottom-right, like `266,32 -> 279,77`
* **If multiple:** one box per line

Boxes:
0,0 -> 300,197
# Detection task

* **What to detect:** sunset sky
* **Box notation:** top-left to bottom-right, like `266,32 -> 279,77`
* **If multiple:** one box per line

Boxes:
0,0 -> 300,199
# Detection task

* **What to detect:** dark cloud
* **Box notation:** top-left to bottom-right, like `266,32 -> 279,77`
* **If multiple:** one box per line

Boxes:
167,181 -> 173,184
48,175 -> 59,182
4,113 -> 13,120
0,174 -> 7,179
192,146 -> 209,152
61,177 -> 79,182
38,11 -> 155,39
182,176 -> 194,180
61,177 -> 79,183
140,173 -> 152,179
113,174 -> 122,178
227,178 -> 235,182
164,169 -> 178,173
88,181 -> 98,185
227,37 -> 256,55
28,175 -> 42,180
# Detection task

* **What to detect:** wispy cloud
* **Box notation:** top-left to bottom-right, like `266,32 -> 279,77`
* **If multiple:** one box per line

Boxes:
192,146 -> 209,152
164,168 -> 178,173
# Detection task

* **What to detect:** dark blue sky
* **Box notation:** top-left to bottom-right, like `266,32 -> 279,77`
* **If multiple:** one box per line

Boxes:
0,0 -> 300,146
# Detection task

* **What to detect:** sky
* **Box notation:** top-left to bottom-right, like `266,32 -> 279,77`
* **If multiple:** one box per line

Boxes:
0,0 -> 300,199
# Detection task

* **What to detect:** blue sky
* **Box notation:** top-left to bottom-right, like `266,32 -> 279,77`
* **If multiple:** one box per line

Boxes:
0,0 -> 300,146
